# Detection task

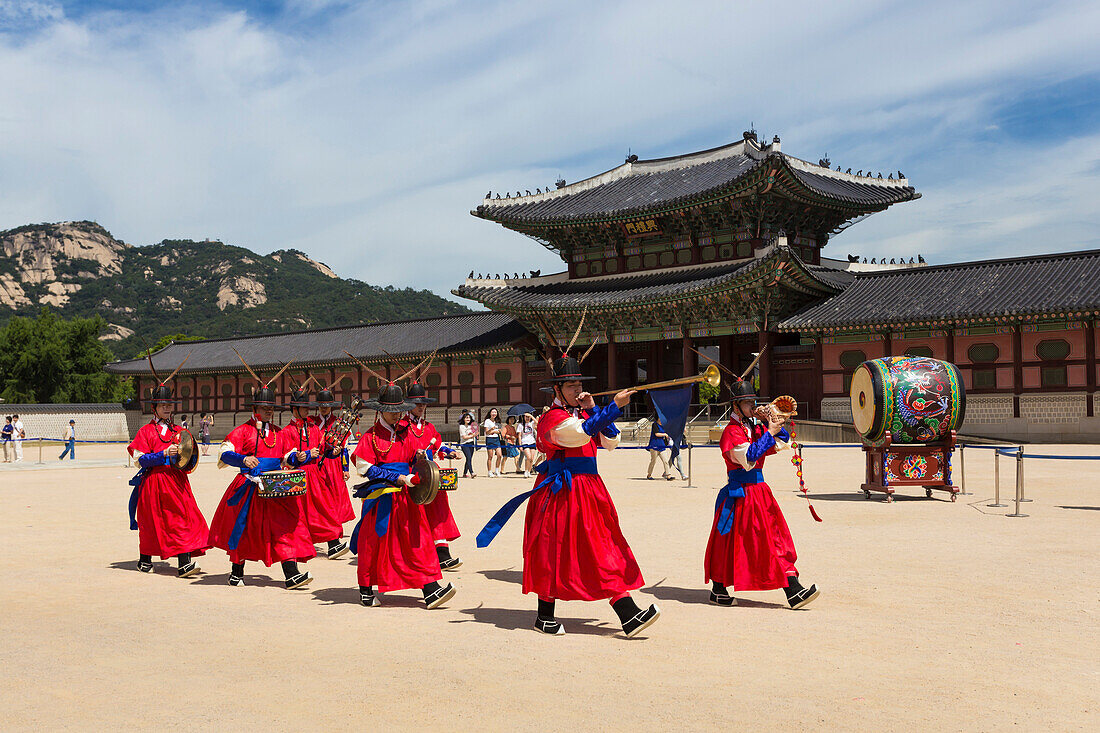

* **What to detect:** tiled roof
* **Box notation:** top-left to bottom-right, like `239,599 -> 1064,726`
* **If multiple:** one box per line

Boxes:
474,138 -> 917,225
104,312 -> 527,376
778,249 -> 1100,331
455,247 -> 848,311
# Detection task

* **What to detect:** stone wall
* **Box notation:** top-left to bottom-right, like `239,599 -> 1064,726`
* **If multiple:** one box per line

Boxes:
821,397 -> 853,423
1,404 -> 129,442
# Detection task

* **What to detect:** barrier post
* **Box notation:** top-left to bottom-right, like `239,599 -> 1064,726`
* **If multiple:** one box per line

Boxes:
958,443 -> 969,495
686,444 -> 694,488
989,449 -> 1006,507
37,437 -> 43,464
1006,446 -> 1029,518
1017,445 -> 1032,502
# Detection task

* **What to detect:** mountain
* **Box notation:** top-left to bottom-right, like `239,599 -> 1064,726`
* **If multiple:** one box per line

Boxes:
0,221 -> 470,356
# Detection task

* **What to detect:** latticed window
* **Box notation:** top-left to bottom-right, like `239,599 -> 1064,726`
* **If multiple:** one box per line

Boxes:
840,350 -> 866,393
425,373 -> 442,402
221,384 -> 233,411
494,369 -> 511,403
904,346 -> 933,358
967,343 -> 999,363
1036,339 -> 1070,361
973,369 -> 996,389
458,371 -> 474,386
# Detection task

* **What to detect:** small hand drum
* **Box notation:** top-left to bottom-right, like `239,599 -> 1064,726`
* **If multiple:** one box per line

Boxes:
408,456 -> 440,505
439,468 -> 458,491
257,469 -> 307,499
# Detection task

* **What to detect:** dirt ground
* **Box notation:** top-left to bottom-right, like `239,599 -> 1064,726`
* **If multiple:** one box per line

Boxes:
1,441 -> 1097,731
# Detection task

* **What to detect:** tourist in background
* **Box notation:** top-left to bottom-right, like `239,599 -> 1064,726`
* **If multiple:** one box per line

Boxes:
483,407 -> 503,476
12,414 -> 24,461
199,413 -> 213,456
180,414 -> 189,433
59,419 -> 76,460
503,415 -> 521,473
646,416 -> 673,480
457,412 -> 478,478
669,435 -> 688,481
2,416 -> 13,462
518,412 -> 537,478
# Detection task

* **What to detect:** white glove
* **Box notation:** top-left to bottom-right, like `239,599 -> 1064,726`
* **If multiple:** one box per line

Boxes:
399,473 -> 416,487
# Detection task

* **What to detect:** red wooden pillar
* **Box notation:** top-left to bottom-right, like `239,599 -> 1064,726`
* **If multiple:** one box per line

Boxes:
478,357 -> 485,405
681,334 -> 694,378
1086,318 -> 1096,417
812,337 -> 824,419
234,374 -> 240,412
758,329 -> 774,397
946,327 -> 956,363
883,329 -> 893,357
1012,325 -> 1023,418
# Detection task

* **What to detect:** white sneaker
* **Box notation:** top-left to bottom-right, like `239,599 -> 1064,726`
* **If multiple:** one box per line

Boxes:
523,471 -> 531,478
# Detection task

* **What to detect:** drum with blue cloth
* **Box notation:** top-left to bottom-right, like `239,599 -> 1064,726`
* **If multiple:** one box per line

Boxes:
256,469 -> 307,498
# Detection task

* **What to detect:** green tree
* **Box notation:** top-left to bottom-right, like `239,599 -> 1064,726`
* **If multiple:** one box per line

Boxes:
697,381 -> 720,405
133,333 -> 204,358
0,309 -> 132,403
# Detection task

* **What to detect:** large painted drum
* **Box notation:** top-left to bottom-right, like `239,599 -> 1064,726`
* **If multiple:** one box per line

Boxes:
850,356 -> 965,443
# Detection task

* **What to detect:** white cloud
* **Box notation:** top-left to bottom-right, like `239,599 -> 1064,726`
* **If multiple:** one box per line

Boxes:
0,0 -> 1097,300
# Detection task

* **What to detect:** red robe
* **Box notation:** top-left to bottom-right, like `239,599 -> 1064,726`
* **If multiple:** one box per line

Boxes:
522,405 -> 643,601
278,417 -> 353,544
403,416 -> 460,543
704,419 -> 798,590
207,418 -> 316,566
127,421 -> 210,559
350,420 -> 441,591
316,414 -> 356,530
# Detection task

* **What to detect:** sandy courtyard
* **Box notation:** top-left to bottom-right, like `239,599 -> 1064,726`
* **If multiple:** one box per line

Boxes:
1,441 -> 1097,731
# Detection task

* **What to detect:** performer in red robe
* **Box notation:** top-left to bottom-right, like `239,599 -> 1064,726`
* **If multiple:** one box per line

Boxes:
477,349 -> 660,638
280,386 -> 351,559
207,376 -> 315,590
349,379 -> 455,610
126,383 -> 209,577
403,381 -> 463,570
314,385 -> 355,554
704,380 -> 819,609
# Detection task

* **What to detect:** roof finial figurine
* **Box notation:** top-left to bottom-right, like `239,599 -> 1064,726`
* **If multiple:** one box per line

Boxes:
468,270 -> 474,279
819,155 -> 830,167
871,258 -> 877,264
889,258 -> 895,264
888,173 -> 894,180
862,257 -> 868,263
918,254 -> 925,263
856,170 -> 862,176
877,172 -> 883,178
526,190 -> 532,196
898,171 -> 905,179
556,178 -> 566,189
845,168 -> 851,174
530,269 -> 541,277
486,191 -> 492,198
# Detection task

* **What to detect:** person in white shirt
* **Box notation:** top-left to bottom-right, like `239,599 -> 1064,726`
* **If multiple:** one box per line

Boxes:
12,415 -> 25,461
457,413 -> 479,478
518,411 -> 537,478
482,408 -> 503,477
59,419 -> 76,460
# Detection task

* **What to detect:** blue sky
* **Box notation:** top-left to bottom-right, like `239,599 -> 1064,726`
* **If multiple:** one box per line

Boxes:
1,0 -> 1098,300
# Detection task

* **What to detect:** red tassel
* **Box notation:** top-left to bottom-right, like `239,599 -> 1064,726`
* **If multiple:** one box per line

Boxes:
809,503 -> 823,522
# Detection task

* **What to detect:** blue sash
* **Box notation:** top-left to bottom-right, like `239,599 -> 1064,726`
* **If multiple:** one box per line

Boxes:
127,469 -> 145,530
227,456 -> 283,550
350,461 -> 411,552
475,455 -> 597,548
715,468 -> 763,536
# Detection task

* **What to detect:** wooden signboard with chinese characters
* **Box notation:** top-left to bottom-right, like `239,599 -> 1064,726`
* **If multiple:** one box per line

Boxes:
621,219 -> 661,237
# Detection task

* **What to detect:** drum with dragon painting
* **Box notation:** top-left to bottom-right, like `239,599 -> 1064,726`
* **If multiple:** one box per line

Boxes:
850,356 -> 965,444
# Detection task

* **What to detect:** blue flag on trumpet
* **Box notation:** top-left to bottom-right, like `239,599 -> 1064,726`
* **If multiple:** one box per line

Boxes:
649,385 -> 693,456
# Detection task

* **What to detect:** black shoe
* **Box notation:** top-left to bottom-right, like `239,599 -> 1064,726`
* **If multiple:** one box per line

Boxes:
327,541 -> 349,560
136,559 -> 154,573
786,583 -> 820,610
285,571 -> 313,590
534,617 -> 565,635
177,561 -> 201,578
440,556 -> 463,571
424,582 -> 456,609
360,587 -> 380,607
228,573 -> 245,587
709,590 -> 737,606
621,604 -> 661,638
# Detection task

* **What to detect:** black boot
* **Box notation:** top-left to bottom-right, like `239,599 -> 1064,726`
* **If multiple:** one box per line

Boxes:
612,595 -> 661,638
709,581 -> 736,606
326,539 -> 349,560
282,561 -> 312,590
136,554 -> 153,573
784,576 -> 820,610
436,544 -> 462,571
534,598 -> 564,635
177,552 -> 200,578
359,585 -> 380,607
228,562 -> 245,586
422,580 -> 456,609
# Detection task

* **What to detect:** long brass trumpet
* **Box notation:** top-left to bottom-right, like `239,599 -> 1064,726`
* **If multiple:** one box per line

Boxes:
589,363 -> 721,397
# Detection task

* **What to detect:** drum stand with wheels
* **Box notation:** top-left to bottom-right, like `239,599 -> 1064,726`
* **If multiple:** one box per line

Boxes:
860,430 -> 960,503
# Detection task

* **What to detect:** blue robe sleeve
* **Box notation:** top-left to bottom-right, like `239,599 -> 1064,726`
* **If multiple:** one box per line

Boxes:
286,451 -> 315,468
745,431 -> 777,463
581,402 -> 621,437
138,451 -> 170,468
220,450 -> 248,469
366,464 -> 404,484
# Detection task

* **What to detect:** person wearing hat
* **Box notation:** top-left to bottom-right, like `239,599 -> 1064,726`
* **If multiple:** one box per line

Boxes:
126,383 -> 209,578
348,377 -> 455,610
476,348 -> 660,639
59,419 -> 77,460
312,383 -> 356,551
704,379 -> 819,610
208,361 -> 315,590
402,379 -> 463,571
278,384 -> 351,560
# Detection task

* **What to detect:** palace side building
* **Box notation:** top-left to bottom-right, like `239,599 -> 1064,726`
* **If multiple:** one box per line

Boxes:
106,134 -> 1100,442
